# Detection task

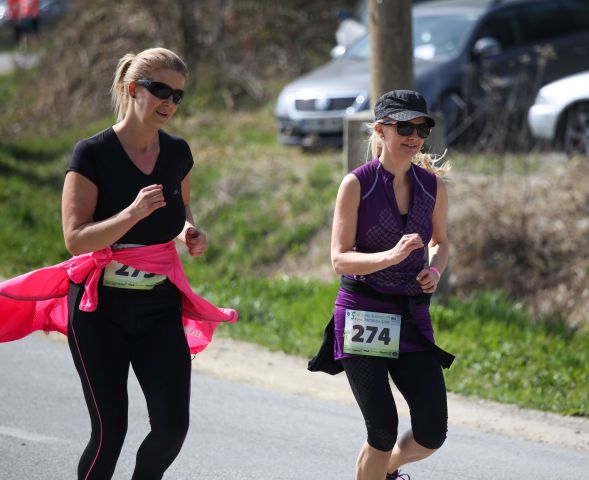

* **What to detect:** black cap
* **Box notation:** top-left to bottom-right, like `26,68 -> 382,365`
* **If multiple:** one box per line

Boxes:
374,90 -> 435,127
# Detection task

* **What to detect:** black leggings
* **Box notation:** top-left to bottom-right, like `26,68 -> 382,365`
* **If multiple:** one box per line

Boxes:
67,282 -> 191,480
341,351 -> 447,451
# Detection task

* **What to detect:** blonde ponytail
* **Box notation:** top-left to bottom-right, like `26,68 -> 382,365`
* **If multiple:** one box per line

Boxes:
413,150 -> 450,177
111,54 -> 135,122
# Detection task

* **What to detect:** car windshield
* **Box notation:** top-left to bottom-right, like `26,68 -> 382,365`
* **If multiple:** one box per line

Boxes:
345,12 -> 480,61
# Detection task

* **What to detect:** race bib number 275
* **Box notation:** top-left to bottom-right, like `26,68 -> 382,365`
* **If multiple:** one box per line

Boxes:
102,260 -> 167,290
343,309 -> 401,358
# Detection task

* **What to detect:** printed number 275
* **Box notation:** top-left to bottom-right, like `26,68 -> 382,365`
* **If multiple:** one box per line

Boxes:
115,264 -> 155,278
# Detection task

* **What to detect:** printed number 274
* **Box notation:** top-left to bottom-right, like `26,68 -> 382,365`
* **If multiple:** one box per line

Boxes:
351,325 -> 391,345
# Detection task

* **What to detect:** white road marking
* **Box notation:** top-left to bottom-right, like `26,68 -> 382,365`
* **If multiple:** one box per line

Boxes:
0,426 -> 68,444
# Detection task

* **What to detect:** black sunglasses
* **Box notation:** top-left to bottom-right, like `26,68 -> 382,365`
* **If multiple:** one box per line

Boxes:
382,120 -> 431,139
136,80 -> 184,105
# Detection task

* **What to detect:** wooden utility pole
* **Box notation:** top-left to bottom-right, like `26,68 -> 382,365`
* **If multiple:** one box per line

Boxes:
344,0 -> 416,171
178,0 -> 199,71
369,0 -> 413,107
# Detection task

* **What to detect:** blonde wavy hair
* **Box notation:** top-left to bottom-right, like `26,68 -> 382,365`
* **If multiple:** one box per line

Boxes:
110,47 -> 189,122
366,122 -> 450,177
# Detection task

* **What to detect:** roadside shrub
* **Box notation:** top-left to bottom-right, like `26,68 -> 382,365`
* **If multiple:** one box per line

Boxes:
448,157 -> 589,329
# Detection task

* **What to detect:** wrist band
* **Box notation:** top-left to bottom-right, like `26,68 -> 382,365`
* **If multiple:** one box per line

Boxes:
429,266 -> 441,277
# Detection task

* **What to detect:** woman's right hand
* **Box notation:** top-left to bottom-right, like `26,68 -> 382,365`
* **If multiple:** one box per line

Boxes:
127,184 -> 166,220
386,233 -> 424,265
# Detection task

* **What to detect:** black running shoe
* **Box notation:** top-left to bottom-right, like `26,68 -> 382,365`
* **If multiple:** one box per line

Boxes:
386,470 -> 410,480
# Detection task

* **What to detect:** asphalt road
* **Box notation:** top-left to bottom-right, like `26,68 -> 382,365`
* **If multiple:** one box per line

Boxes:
1,335 -> 588,479
0,52 -> 39,75
0,53 -> 11,74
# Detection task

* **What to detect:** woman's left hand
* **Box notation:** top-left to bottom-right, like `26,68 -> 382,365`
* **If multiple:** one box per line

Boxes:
185,227 -> 208,256
416,268 -> 440,293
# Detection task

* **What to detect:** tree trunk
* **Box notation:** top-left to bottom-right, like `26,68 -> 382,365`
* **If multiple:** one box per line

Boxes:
368,0 -> 413,107
178,0 -> 199,74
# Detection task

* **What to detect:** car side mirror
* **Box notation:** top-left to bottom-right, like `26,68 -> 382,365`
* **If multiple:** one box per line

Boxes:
472,37 -> 502,57
331,45 -> 347,59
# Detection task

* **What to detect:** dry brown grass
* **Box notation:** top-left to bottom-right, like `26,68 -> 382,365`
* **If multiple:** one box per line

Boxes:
6,0 -> 352,136
447,156 -> 589,328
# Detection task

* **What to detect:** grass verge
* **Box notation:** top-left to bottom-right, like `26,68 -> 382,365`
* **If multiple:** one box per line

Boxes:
199,277 -> 588,417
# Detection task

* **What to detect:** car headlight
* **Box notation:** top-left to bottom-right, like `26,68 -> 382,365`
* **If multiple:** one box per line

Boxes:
275,91 -> 294,117
345,94 -> 370,116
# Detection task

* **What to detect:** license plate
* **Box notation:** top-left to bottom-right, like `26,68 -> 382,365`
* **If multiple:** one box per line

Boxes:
299,117 -> 342,133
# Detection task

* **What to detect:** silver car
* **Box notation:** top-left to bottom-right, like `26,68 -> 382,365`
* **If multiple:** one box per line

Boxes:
527,71 -> 589,156
275,0 -> 589,148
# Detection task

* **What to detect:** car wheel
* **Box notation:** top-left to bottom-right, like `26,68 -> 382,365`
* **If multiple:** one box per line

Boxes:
562,102 -> 589,157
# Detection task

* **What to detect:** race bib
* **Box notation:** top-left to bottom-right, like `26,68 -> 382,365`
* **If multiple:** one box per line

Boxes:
102,261 -> 167,290
344,309 -> 401,358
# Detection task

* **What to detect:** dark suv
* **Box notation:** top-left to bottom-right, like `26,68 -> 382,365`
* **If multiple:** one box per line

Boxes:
275,0 -> 589,147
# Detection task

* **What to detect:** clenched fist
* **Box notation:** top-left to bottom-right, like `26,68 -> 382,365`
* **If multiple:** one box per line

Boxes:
128,184 -> 166,220
387,233 -> 424,265
417,268 -> 440,293
185,227 -> 208,256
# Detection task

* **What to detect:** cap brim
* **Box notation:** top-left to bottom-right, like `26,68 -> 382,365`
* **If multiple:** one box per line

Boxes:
386,110 -> 436,127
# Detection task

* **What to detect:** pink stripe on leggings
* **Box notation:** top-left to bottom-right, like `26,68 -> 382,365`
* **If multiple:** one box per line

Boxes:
70,319 -> 103,480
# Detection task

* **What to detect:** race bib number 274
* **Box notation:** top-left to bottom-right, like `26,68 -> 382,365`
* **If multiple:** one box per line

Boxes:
343,309 -> 401,358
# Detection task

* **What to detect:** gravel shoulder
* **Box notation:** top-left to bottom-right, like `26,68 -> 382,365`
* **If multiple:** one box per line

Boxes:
193,336 -> 589,453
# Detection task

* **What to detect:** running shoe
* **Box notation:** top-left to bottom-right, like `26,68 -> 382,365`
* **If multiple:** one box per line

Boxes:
386,470 -> 410,480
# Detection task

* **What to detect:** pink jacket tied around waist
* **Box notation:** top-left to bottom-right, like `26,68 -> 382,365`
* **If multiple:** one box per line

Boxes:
0,241 -> 237,354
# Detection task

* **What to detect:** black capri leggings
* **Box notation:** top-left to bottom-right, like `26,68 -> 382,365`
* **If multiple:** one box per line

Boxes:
341,351 -> 447,451
67,282 -> 192,480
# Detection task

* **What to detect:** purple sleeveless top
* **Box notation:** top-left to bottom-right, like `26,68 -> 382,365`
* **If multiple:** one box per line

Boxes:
333,158 -> 438,360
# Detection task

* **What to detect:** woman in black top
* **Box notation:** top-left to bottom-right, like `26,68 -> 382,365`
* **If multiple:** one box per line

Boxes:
62,47 -> 205,480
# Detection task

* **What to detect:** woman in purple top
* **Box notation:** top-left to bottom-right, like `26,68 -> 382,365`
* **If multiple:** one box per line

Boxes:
331,90 -> 450,480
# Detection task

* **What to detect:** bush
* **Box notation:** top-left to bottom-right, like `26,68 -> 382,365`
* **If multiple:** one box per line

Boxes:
447,157 -> 589,330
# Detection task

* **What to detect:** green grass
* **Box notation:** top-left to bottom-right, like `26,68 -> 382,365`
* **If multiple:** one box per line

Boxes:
172,104 -> 341,280
0,72 -> 18,97
0,139 -> 71,272
0,116 -> 111,274
0,91 -> 586,416
187,160 -> 338,277
195,277 -> 589,416
195,276 -> 339,356
432,291 -> 589,416
0,170 -> 68,270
